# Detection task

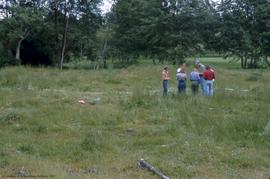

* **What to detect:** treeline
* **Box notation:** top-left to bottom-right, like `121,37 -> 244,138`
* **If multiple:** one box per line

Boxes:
0,0 -> 270,69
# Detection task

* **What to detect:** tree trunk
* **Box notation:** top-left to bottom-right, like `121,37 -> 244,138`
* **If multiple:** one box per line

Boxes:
60,12 -> 69,70
54,6 -> 59,64
16,38 -> 24,64
244,56 -> 247,69
80,40 -> 83,60
101,37 -> 108,68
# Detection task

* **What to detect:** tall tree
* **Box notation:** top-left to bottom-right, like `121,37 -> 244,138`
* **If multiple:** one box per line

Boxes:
216,0 -> 270,68
108,0 -> 218,64
1,0 -> 45,63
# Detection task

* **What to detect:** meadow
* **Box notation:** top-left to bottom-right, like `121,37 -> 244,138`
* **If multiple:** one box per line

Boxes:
0,58 -> 269,178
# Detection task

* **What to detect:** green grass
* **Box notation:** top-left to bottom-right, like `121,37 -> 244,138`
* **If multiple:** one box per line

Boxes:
0,57 -> 269,178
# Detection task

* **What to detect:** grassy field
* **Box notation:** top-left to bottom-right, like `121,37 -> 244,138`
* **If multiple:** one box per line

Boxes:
0,58 -> 269,178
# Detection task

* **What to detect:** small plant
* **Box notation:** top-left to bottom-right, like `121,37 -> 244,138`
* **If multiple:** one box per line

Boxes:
0,151 -> 9,168
32,124 -> 48,133
81,133 -> 106,152
17,144 -> 34,154
0,109 -> 22,124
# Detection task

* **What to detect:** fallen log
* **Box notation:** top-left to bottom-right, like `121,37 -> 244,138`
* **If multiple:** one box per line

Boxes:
138,158 -> 169,179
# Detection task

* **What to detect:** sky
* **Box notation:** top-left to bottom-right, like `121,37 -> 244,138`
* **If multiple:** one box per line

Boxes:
101,0 -> 113,14
101,0 -> 221,14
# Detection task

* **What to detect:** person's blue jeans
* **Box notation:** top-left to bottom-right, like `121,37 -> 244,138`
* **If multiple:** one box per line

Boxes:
178,80 -> 186,93
204,80 -> 214,96
199,76 -> 205,95
163,80 -> 168,96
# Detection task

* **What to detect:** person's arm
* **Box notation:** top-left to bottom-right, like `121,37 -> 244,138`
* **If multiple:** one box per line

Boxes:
203,71 -> 207,79
176,73 -> 179,80
197,73 -> 200,81
166,72 -> 170,80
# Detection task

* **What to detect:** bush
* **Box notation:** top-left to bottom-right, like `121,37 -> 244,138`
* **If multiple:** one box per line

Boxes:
0,55 -> 19,68
256,60 -> 269,69
64,59 -> 97,70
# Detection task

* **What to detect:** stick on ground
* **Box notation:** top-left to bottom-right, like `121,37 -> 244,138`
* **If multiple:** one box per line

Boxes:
138,158 -> 169,179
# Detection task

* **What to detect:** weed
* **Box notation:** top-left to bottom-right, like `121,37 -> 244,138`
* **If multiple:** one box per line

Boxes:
17,144 -> 35,154
0,58 -> 269,178
0,151 -> 9,168
81,132 -> 108,152
0,109 -> 22,124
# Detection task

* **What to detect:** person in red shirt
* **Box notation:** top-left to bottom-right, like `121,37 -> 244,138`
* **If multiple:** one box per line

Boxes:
203,65 -> 215,96
162,66 -> 170,96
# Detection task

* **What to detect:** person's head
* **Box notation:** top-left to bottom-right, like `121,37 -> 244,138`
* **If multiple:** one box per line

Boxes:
180,68 -> 185,73
164,66 -> 168,70
193,68 -> 198,72
206,65 -> 210,70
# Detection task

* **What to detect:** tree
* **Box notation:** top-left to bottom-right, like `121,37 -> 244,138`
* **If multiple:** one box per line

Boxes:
46,0 -> 102,69
0,0 -> 102,67
108,0 -> 218,64
1,1 -> 45,63
216,0 -> 270,68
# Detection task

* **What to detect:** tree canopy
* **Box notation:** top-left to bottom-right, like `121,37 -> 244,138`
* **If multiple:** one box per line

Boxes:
0,0 -> 270,68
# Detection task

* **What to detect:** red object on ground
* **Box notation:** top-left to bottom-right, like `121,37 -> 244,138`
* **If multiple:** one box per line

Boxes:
78,100 -> 86,104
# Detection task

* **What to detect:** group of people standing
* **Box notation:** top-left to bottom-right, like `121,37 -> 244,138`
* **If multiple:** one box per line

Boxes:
162,59 -> 215,96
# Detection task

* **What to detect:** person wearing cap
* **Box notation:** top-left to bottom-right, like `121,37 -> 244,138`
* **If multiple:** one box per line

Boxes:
203,65 -> 215,96
176,68 -> 187,94
162,66 -> 170,96
195,58 -> 206,95
189,68 -> 200,95
177,63 -> 187,73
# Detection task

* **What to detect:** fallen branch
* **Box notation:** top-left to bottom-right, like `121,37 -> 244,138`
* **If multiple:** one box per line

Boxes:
138,158 -> 169,179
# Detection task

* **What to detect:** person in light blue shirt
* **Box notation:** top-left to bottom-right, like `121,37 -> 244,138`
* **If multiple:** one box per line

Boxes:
189,68 -> 200,95
176,69 -> 187,94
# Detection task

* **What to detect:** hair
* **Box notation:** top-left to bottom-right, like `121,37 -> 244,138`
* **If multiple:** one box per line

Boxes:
206,65 -> 210,70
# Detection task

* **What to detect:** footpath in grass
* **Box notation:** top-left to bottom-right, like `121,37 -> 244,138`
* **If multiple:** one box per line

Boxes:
0,58 -> 269,178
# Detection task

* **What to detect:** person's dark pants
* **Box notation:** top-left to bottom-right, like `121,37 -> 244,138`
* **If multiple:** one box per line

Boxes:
190,81 -> 199,95
163,80 -> 168,96
178,80 -> 186,93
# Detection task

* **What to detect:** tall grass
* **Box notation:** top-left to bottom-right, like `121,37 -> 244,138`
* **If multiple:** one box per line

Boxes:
0,58 -> 269,178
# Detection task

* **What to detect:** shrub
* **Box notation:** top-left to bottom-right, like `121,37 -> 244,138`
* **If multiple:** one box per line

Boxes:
0,55 -> 19,68
0,109 -> 22,124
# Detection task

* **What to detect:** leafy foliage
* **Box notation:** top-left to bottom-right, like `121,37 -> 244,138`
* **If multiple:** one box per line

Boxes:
0,0 -> 270,68
216,0 -> 270,68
